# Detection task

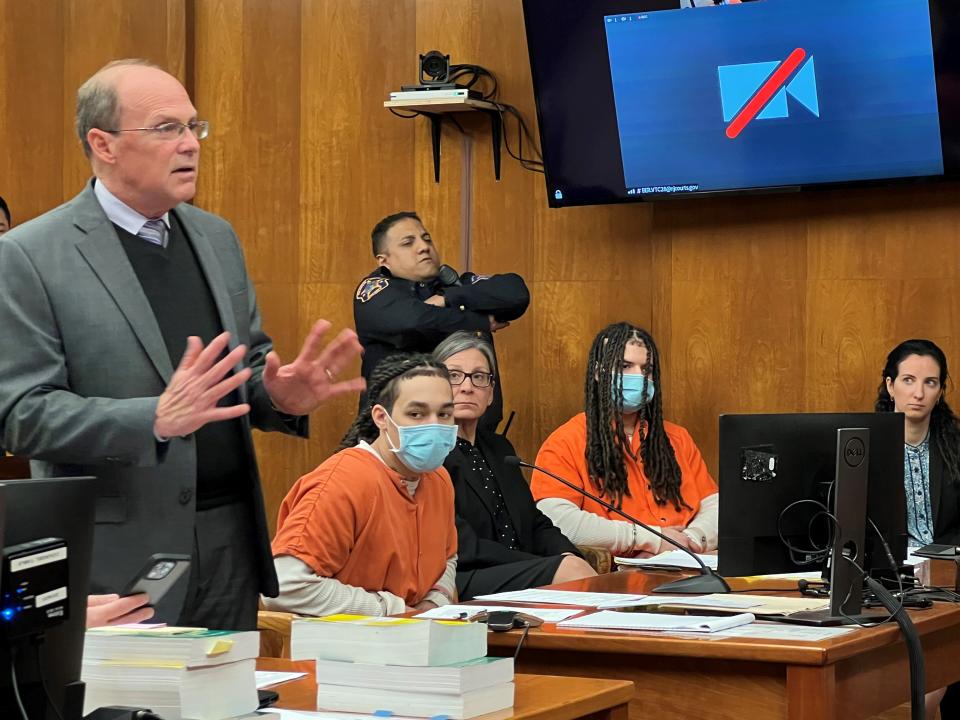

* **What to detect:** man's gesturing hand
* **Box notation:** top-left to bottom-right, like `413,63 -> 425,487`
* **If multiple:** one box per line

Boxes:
154,332 -> 251,439
262,319 -> 365,417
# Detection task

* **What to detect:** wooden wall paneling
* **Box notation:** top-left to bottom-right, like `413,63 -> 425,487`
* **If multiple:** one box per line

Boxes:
300,0 -> 418,286
804,184 -> 960,415
413,2 -> 469,270
62,0 -> 186,197
415,0 -> 543,458
298,0 -> 418,505
194,0 -> 307,532
0,1 -> 64,228
653,195 -> 809,476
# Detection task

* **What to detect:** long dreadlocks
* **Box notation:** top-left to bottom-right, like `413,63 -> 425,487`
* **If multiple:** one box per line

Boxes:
584,322 -> 687,511
339,353 -> 450,449
875,339 -> 960,487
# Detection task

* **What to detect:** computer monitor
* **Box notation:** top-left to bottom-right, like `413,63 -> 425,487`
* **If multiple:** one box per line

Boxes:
718,413 -> 906,578
0,477 -> 97,720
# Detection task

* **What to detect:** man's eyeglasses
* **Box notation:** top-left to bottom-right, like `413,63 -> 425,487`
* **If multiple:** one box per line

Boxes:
448,370 -> 495,388
104,120 -> 210,141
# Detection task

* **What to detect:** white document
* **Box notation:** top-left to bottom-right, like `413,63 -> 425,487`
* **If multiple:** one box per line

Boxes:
675,594 -> 829,615
472,589 -> 648,607
595,595 -> 667,609
615,550 -> 718,570
415,604 -> 580,622
745,571 -> 823,580
664,595 -> 764,609
557,610 -> 755,633
710,623 -> 857,641
255,671 -> 308,689
261,710 -> 429,720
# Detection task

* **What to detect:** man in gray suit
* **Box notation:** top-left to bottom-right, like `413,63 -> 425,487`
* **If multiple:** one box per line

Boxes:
0,59 -> 364,630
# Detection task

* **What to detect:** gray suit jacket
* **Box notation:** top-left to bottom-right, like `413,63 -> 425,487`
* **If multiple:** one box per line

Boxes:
0,182 -> 306,620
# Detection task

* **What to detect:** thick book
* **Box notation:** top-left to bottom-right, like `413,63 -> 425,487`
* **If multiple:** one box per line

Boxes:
313,656 -> 513,694
82,657 -> 258,720
316,680 -> 515,719
83,627 -> 260,667
291,615 -> 487,666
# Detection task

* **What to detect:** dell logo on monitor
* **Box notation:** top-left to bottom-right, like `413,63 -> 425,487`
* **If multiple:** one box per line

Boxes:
718,48 -> 819,139
842,437 -> 866,468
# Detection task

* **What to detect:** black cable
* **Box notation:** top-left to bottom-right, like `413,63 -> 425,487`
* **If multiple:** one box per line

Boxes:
866,575 -> 925,720
35,640 -> 65,720
777,494 -> 922,718
776,498 -> 834,566
10,646 -> 30,720
499,104 -> 543,163
495,103 -> 545,174
389,108 -> 420,119
394,60 -> 546,174
448,64 -> 499,101
513,621 -> 530,660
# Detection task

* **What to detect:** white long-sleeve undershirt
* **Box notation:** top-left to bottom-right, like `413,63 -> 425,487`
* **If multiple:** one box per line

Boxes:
264,553 -> 457,617
536,492 -> 719,555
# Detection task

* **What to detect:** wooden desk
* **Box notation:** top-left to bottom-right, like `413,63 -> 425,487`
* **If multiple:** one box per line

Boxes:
257,657 -> 634,720
479,570 -> 960,720
926,556 -> 960,591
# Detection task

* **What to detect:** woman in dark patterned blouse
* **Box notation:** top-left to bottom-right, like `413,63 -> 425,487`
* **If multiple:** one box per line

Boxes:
876,338 -> 960,719
434,332 -> 596,599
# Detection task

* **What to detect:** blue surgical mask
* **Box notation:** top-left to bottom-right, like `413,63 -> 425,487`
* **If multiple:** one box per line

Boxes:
384,412 -> 458,473
618,374 -> 655,412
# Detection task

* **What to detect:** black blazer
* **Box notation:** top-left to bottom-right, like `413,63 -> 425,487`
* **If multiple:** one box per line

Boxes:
931,442 -> 960,543
444,431 -> 579,570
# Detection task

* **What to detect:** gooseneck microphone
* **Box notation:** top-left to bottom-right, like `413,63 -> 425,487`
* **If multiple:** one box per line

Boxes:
504,456 -> 730,594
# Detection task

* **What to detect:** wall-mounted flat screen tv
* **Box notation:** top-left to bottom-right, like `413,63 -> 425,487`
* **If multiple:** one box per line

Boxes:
522,0 -> 960,206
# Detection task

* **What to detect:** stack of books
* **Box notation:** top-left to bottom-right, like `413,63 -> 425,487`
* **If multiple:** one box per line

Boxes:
292,614 -> 514,719
81,626 -> 260,720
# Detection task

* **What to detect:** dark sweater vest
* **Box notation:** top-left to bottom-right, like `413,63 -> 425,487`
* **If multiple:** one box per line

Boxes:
115,213 -> 246,510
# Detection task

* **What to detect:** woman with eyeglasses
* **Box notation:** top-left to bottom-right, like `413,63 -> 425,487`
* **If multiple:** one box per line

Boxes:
434,332 -> 596,600
531,322 -> 718,557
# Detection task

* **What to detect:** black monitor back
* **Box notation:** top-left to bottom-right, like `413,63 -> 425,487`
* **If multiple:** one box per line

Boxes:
0,477 -> 96,720
718,413 -> 905,577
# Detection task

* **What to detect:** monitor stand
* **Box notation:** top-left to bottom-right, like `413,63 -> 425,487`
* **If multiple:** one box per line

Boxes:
774,428 -> 871,627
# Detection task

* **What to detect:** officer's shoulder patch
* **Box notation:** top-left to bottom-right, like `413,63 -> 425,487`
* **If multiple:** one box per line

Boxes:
470,274 -> 491,284
356,277 -> 389,303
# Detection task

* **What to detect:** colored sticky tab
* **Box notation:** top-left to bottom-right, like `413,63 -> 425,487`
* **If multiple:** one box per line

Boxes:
206,639 -> 234,656
372,711 -> 394,717
429,715 -> 450,720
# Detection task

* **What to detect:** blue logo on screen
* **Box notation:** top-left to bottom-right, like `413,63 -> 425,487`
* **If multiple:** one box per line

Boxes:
718,50 -> 819,138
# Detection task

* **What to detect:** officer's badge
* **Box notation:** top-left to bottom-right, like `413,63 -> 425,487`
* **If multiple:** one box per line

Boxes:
356,277 -> 389,303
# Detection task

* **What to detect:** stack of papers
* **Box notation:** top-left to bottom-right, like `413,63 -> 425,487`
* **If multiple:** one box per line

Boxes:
415,604 -> 580,622
82,627 -> 260,720
292,616 -> 512,719
256,671 -> 308,689
596,595 -> 760,610
615,550 -> 719,570
557,610 -> 755,633
313,657 -> 514,719
291,615 -> 487,666
667,594 -> 829,615
711,624 -> 857,641
472,589 -> 648,607
595,593 -> 829,616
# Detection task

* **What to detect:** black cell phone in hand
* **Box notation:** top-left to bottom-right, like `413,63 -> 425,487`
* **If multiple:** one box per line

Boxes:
120,553 -> 191,605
